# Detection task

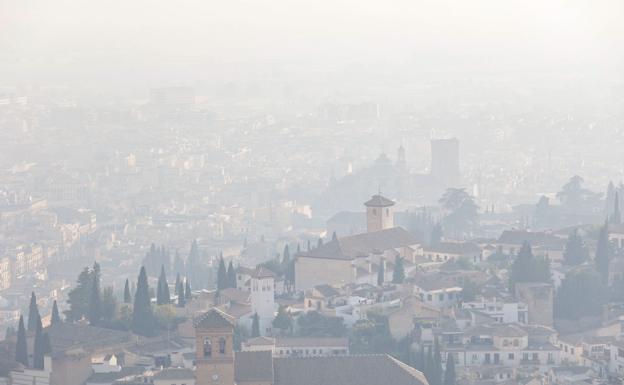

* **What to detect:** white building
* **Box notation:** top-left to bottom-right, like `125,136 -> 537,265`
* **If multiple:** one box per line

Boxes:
250,267 -> 276,336
462,297 -> 528,324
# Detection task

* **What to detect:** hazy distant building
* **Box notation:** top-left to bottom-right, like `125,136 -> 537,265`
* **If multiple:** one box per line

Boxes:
515,282 -> 554,327
430,138 -> 460,188
150,86 -> 195,107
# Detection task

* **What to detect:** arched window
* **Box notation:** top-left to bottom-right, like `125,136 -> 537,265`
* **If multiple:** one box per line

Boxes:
372,208 -> 377,216
203,338 -> 212,357
219,337 -> 226,354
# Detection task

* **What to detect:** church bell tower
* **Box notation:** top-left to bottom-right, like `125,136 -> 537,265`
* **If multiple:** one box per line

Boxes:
194,308 -> 236,385
364,194 -> 395,233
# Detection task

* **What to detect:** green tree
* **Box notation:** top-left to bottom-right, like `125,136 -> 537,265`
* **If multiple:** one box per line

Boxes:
563,228 -> 588,266
349,312 -> 394,354
555,267 -> 607,320
444,353 -> 456,385
439,188 -> 479,239
101,286 -> 117,321
185,278 -> 192,299
430,222 -> 443,245
377,259 -> 385,286
509,242 -> 550,291
27,292 -> 41,332
431,338 -> 443,385
123,279 -> 132,304
595,222 -> 612,283
461,280 -> 479,302
51,300 -> 61,326
392,256 -> 405,283
33,322 -> 44,369
157,265 -> 170,305
177,278 -> 186,307
297,311 -> 346,337
15,315 -> 27,367
217,257 -> 227,290
88,262 -> 102,326
132,266 -> 155,336
227,261 -> 236,288
611,192 -> 622,224
272,305 -> 292,335
251,312 -> 260,337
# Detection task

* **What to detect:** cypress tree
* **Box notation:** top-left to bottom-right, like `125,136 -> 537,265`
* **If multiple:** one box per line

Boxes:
392,256 -> 405,283
431,338 -> 443,385
33,322 -> 44,369
177,279 -> 186,307
251,312 -> 260,337
563,228 -> 588,265
123,279 -> 132,304
596,221 -> 612,284
217,257 -> 227,290
15,315 -> 28,367
27,292 -> 41,332
65,267 -> 92,322
42,333 -> 52,356
174,274 -> 181,299
88,262 -> 102,326
282,245 -> 290,272
157,265 -> 170,305
51,300 -> 61,326
377,259 -> 385,286
444,353 -> 456,385
331,231 -> 337,241
185,278 -> 192,300
227,261 -> 236,288
612,192 -> 622,224
132,266 -> 155,336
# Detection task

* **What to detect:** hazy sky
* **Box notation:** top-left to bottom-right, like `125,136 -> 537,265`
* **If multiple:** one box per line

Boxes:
1,0 -> 624,93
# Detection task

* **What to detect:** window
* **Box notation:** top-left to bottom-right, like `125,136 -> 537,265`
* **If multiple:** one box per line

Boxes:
513,339 -> 519,347
203,338 -> 212,357
386,208 -> 389,216
494,353 -> 500,364
372,209 -> 377,216
219,337 -> 226,354
427,294 -> 432,301
439,294 -> 444,301
485,353 -> 491,364
503,339 -> 509,347
508,353 -> 514,360
532,353 -> 538,361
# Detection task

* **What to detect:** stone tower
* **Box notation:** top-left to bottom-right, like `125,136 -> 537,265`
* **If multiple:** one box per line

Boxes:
364,194 -> 395,233
194,308 -> 236,385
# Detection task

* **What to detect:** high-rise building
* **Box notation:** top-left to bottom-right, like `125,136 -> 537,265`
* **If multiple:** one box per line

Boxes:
430,138 -> 460,188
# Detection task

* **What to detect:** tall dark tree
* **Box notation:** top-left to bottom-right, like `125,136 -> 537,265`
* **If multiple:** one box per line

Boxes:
217,257 -> 227,290
281,244 -> 291,273
51,300 -> 61,326
185,278 -> 192,300
132,266 -> 155,336
509,242 -> 550,291
430,222 -> 443,245
27,292 -> 41,332
33,322 -> 44,369
42,333 -> 52,356
177,279 -> 186,307
101,286 -> 117,321
88,262 -> 102,325
431,337 -> 443,385
173,251 -> 185,275
227,261 -> 237,288
174,274 -> 181,299
424,346 -> 435,385
555,267 -> 607,320
563,228 -> 588,266
377,259 -> 385,286
65,267 -> 92,321
123,279 -> 132,304
272,305 -> 292,335
157,265 -> 170,305
15,315 -> 27,367
331,231 -> 337,241
595,222 -> 612,284
392,256 -> 405,283
439,188 -> 479,239
612,192 -> 622,224
251,312 -> 260,337
444,353 -> 456,385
